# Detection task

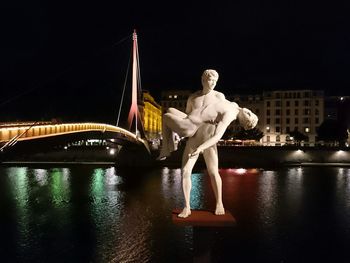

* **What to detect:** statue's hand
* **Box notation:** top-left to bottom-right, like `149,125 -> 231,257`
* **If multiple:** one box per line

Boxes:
188,148 -> 202,158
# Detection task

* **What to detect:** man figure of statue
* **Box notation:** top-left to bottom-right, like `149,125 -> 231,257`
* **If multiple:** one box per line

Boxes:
178,69 -> 225,218
158,69 -> 258,218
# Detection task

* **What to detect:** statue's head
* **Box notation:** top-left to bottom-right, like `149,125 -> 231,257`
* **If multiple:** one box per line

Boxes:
201,69 -> 219,93
237,108 -> 258,130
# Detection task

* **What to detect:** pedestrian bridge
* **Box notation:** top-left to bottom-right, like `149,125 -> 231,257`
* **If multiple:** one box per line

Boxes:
0,122 -> 149,150
0,32 -> 152,160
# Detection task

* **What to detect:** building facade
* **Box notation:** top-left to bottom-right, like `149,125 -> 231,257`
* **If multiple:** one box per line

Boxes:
260,90 -> 324,146
228,90 -> 325,145
160,90 -> 192,113
141,91 -> 162,140
160,88 -> 327,146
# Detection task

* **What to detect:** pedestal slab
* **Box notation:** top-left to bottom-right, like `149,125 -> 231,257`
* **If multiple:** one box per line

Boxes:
172,209 -> 236,227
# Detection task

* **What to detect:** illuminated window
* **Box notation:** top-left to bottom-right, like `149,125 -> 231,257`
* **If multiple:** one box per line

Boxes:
169,95 -> 172,98
174,95 -> 178,99
305,127 -> 310,133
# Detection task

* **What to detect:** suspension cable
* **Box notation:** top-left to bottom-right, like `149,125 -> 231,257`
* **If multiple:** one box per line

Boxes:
116,44 -> 132,126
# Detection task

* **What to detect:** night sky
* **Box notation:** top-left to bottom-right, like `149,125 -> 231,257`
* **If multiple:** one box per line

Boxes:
1,1 -> 349,123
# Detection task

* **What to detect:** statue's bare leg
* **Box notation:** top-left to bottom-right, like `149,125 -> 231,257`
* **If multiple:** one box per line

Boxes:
178,141 -> 198,218
167,107 -> 187,117
158,111 -> 196,160
203,146 -> 225,215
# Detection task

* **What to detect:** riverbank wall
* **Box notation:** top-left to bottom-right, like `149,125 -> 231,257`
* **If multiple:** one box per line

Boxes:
1,145 -> 350,168
159,146 -> 350,168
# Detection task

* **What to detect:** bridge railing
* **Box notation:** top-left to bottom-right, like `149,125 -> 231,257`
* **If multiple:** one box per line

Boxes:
0,122 -> 139,143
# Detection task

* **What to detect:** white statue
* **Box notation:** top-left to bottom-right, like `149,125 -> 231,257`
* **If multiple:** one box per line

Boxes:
158,69 -> 258,218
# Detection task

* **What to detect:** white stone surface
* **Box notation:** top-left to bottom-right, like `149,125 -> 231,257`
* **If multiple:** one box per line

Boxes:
159,69 -> 258,218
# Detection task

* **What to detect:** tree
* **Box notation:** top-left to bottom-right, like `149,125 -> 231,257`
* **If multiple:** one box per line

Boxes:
289,129 -> 308,145
222,127 -> 235,140
234,127 -> 264,141
317,119 -> 348,146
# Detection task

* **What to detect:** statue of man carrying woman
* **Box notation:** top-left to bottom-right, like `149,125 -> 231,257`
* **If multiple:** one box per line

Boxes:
158,69 -> 258,218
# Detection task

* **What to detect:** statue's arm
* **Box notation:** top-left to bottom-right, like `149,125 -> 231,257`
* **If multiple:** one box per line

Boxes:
189,114 -> 234,157
185,96 -> 193,114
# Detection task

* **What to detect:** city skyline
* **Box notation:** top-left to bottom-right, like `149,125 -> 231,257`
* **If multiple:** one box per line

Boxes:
1,1 -> 349,122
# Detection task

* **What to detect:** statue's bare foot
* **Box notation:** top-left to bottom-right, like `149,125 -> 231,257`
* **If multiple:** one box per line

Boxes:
215,204 -> 225,215
178,208 -> 191,218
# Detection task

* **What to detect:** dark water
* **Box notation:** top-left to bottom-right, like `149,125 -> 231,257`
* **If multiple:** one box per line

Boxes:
0,165 -> 350,262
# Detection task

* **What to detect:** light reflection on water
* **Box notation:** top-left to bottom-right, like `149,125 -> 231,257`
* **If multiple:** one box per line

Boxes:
1,166 -> 350,262
336,168 -> 350,224
285,167 -> 303,215
161,167 -> 182,205
51,168 -> 71,204
34,169 -> 48,186
258,170 -> 278,227
190,173 -> 205,210
7,167 -> 30,251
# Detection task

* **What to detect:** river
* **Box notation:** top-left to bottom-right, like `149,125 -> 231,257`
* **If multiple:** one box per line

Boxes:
0,165 -> 350,262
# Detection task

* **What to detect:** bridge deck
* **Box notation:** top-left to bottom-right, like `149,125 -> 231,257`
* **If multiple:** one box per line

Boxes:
0,122 -> 148,151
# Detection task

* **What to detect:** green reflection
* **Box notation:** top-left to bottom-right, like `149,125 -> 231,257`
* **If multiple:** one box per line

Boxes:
12,167 -> 29,209
91,168 -> 105,203
190,173 -> 204,209
7,167 -> 30,241
50,168 -> 70,204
